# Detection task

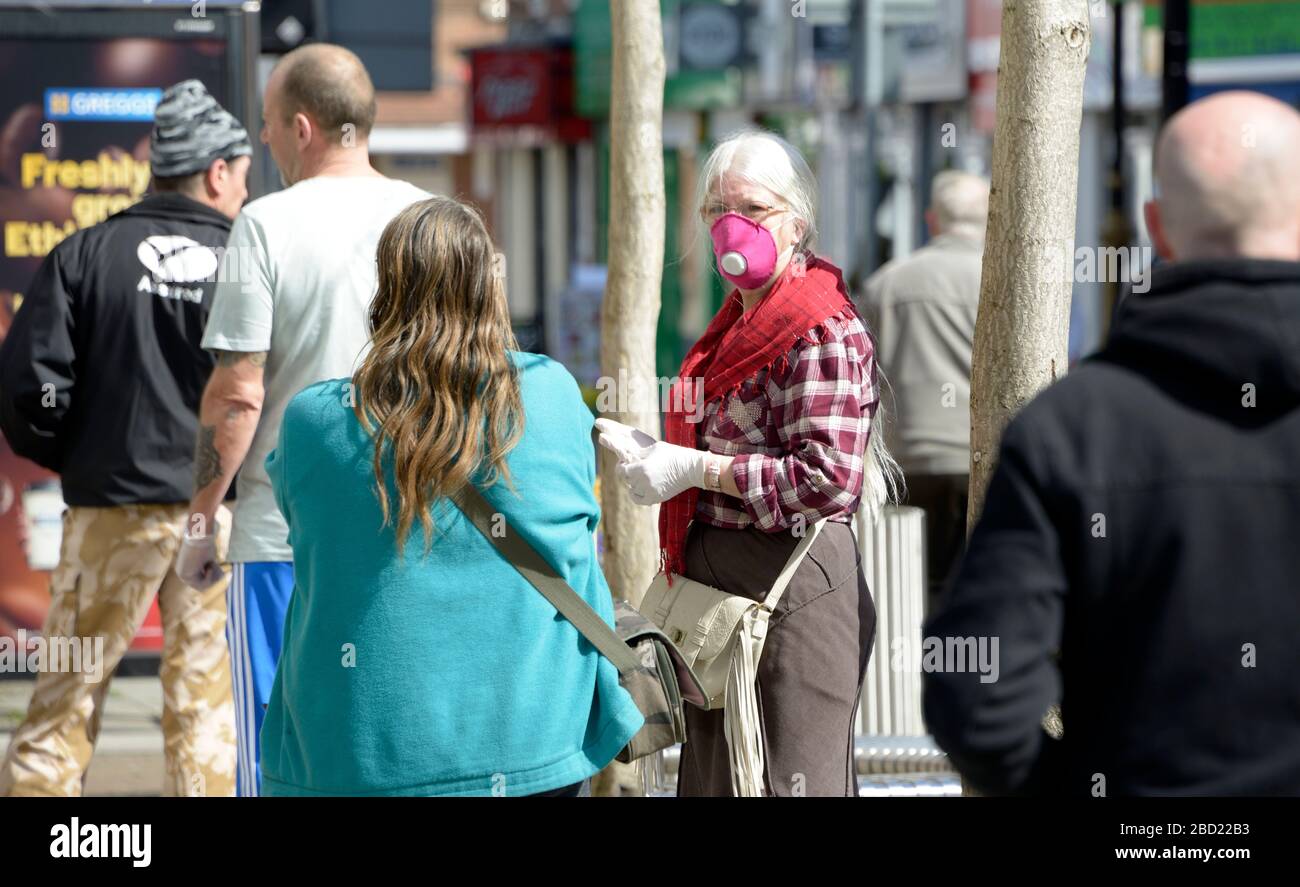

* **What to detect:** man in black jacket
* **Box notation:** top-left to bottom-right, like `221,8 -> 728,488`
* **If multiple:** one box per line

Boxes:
0,81 -> 250,796
922,90 -> 1300,796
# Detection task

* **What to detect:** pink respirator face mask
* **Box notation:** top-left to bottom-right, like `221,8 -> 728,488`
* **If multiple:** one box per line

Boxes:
709,211 -> 790,290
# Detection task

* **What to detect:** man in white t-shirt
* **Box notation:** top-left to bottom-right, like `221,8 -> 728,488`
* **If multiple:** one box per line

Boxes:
174,43 -> 428,795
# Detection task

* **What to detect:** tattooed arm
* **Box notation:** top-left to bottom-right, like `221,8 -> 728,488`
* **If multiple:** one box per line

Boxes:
186,350 -> 267,534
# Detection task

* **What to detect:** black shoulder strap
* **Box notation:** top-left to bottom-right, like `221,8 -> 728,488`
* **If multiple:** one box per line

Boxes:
447,483 -> 641,676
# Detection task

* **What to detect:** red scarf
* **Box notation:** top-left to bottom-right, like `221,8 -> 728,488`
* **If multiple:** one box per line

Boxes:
659,255 -> 859,578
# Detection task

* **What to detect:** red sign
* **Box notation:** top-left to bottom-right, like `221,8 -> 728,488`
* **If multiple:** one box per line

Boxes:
468,46 -> 591,142
968,0 -> 1003,134
471,48 -> 552,127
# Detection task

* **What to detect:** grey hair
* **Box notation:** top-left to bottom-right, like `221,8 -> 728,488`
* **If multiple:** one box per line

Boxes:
695,129 -> 819,253
696,129 -> 905,517
860,377 -> 906,521
930,170 -> 990,237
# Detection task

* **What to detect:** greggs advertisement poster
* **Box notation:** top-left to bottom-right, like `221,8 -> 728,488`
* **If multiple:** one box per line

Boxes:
0,36 -> 227,654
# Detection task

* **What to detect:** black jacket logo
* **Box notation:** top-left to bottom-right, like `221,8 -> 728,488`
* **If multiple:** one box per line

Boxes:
136,235 -> 218,303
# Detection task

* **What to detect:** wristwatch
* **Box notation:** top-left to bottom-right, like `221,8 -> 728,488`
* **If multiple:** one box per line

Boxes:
704,455 -> 722,492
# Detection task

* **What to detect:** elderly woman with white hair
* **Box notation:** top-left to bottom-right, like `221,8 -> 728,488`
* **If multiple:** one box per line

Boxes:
597,131 -> 897,796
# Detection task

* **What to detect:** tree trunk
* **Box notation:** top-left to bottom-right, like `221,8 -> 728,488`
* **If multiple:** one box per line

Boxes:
592,0 -> 666,798
968,0 -> 1090,518
962,0 -> 1091,795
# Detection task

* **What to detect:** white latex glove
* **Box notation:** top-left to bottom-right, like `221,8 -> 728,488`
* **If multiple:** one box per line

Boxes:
595,417 -> 708,506
175,528 -> 225,590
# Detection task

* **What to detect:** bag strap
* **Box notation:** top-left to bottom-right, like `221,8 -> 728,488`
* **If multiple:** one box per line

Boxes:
760,519 -> 826,611
448,483 -> 643,677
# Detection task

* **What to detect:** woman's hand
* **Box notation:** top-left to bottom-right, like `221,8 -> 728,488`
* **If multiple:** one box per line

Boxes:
595,418 -> 708,505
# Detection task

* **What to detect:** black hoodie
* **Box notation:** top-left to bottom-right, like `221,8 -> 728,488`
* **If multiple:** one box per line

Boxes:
0,193 -> 234,506
923,259 -> 1300,796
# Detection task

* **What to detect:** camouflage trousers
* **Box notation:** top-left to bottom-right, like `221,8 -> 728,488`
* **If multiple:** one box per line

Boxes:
0,503 -> 236,796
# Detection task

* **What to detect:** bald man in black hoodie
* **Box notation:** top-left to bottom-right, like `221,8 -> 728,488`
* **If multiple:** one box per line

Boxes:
922,91 -> 1300,796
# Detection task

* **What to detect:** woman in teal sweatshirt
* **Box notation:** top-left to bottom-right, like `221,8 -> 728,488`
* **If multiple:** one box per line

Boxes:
258,196 -> 643,796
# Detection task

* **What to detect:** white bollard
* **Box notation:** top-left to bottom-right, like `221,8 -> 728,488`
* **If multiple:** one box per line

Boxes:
855,504 -> 927,737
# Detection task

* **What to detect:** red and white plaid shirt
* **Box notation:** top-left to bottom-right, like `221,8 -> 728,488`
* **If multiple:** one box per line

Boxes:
693,310 -> 879,531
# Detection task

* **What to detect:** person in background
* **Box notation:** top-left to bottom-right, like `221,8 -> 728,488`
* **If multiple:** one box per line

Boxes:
0,80 -> 249,796
857,170 -> 990,610
173,44 -> 427,796
923,91 -> 1300,795
260,196 -> 643,796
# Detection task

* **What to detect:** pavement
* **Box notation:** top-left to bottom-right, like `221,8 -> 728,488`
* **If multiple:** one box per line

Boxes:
1,675 -> 960,797
0,674 -> 166,796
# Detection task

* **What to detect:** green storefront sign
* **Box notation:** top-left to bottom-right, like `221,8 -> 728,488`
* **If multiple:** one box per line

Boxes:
574,0 -> 742,117
579,0 -> 742,379
1145,1 -> 1300,58
1192,1 -> 1300,59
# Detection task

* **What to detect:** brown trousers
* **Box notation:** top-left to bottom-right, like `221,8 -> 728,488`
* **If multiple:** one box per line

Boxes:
676,520 -> 876,797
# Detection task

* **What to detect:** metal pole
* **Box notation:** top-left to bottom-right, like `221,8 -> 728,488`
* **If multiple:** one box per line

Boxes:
1101,0 -> 1132,334
851,0 -> 885,281
1162,0 -> 1190,123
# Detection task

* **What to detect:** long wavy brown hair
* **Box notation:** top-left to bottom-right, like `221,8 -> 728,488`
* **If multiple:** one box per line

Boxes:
352,196 -> 523,554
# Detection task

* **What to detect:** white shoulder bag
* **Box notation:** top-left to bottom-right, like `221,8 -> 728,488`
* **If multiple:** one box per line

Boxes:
638,519 -> 825,796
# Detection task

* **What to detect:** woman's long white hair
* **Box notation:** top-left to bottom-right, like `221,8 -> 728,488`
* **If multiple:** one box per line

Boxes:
697,129 -> 904,519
